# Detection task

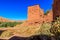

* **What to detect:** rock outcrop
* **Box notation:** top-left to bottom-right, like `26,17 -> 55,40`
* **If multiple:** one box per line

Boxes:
0,17 -> 11,22
53,0 -> 60,19
0,17 -> 20,22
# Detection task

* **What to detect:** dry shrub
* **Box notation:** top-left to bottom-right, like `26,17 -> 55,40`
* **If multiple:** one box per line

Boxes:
35,23 -> 52,35
0,30 -> 13,38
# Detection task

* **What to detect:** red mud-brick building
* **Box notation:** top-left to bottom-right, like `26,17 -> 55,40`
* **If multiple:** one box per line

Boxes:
27,5 -> 53,24
21,0 -> 60,26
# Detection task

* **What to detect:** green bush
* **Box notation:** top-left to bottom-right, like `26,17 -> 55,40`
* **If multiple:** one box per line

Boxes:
44,10 -> 49,15
0,22 -> 23,28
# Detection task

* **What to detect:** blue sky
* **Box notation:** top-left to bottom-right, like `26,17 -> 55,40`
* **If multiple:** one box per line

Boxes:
0,0 -> 53,20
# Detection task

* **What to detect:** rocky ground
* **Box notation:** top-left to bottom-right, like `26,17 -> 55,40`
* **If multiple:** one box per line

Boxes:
0,35 -> 60,40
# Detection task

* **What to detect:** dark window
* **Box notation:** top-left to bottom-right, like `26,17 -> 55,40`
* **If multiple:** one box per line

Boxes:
43,21 -> 44,23
35,22 -> 38,23
40,15 -> 42,16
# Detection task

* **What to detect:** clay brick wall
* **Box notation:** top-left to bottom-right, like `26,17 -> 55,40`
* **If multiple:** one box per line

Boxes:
28,5 -> 44,23
27,5 -> 53,24
21,0 -> 60,26
44,10 -> 53,23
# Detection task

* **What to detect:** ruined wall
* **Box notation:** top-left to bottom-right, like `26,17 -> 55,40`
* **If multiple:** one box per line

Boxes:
27,5 -> 53,24
28,5 -> 44,24
20,0 -> 60,26
53,0 -> 60,19
21,5 -> 53,26
44,10 -> 53,23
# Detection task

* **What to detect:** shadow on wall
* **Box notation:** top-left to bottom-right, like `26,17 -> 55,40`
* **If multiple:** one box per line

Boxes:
0,30 -> 6,36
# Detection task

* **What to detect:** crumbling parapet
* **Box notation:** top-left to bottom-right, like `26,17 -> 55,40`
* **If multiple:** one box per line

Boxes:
27,5 -> 53,24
